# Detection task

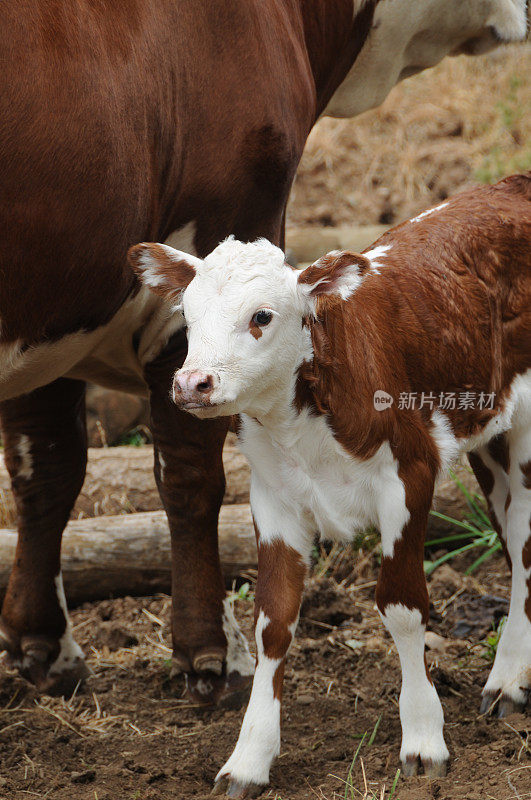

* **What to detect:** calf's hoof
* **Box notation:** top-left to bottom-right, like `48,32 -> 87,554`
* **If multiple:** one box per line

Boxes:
480,690 -> 528,717
212,774 -> 264,799
402,755 -> 448,778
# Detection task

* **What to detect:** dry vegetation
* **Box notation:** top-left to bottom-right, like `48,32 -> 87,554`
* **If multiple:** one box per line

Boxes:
288,44 -> 530,229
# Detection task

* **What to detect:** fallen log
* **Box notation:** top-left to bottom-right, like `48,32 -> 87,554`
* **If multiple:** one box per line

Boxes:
0,505 -> 256,605
0,434 -> 250,522
0,441 -> 480,534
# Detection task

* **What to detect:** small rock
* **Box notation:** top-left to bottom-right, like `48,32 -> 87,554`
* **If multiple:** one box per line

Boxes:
425,631 -> 448,653
70,769 -> 96,784
297,694 -> 314,705
344,638 -> 364,651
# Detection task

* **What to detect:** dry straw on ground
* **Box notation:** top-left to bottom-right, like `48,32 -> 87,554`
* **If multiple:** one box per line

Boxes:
288,44 -> 530,229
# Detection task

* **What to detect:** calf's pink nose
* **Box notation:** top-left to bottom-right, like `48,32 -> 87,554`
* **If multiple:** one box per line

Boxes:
173,370 -> 215,406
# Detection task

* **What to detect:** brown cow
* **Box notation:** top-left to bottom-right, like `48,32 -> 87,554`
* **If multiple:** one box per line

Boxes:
131,173 -> 531,795
0,1 -> 527,704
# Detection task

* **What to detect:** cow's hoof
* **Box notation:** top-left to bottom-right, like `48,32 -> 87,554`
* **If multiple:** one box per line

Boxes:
212,775 -> 264,798
480,690 -> 528,717
0,626 -> 91,698
33,659 -> 92,698
20,635 -> 91,697
185,668 -> 253,709
401,755 -> 448,778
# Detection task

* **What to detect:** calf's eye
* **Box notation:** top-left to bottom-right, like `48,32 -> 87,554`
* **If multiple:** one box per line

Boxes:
252,310 -> 273,327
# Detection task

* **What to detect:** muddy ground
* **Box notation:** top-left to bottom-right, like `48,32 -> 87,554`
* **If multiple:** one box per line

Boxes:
0,549 -> 528,800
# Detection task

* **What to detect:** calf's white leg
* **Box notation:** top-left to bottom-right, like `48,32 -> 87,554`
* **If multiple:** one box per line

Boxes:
376,458 -> 449,776
213,495 -> 310,798
481,427 -> 531,715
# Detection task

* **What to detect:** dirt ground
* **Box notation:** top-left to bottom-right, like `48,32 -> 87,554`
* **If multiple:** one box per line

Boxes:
0,549 -> 528,800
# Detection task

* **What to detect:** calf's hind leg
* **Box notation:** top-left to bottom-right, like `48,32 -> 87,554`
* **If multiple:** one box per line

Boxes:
474,428 -> 531,716
375,458 -> 449,777
0,378 -> 90,695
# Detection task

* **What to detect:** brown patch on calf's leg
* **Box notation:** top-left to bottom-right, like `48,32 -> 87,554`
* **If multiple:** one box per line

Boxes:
0,379 -> 89,696
521,461 -> 531,490
144,333 -> 252,706
488,433 -> 510,474
376,458 -> 449,776
254,536 -> 306,699
213,530 -> 307,795
469,446 -> 512,569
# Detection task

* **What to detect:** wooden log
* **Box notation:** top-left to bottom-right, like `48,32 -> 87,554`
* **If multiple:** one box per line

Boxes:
0,434 -> 251,521
0,505 -> 256,605
0,442 -> 480,535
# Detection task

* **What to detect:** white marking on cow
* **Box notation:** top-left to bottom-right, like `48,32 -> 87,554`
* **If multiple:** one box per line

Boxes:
0,222 -> 199,402
49,572 -> 86,677
325,0 -> 528,118
380,603 -> 449,766
158,452 -> 166,483
222,597 -> 255,677
487,0 -> 528,42
483,385 -> 531,705
216,611 -> 281,788
17,434 -> 33,480
409,202 -> 449,224
364,243 -> 392,274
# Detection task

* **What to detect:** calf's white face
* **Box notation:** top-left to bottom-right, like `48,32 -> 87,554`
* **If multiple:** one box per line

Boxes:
128,238 -> 361,418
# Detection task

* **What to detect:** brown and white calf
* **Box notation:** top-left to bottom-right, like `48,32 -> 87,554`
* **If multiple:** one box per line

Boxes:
130,173 -> 531,796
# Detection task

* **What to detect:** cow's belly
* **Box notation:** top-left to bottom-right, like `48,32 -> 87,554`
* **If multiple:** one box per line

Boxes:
0,288 -> 184,402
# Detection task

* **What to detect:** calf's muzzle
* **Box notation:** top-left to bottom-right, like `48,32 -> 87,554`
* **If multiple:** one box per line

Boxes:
173,369 -> 216,408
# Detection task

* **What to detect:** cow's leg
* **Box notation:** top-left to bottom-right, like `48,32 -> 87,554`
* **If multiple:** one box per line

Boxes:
476,429 -> 531,716
0,378 -> 90,695
144,333 -> 253,705
375,459 -> 449,778
213,489 -> 310,798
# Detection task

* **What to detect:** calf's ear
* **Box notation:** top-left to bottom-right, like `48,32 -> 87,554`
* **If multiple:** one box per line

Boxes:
297,250 -> 371,302
127,242 -> 202,299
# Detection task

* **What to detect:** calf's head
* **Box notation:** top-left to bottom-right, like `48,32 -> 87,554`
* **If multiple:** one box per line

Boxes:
128,238 -> 366,418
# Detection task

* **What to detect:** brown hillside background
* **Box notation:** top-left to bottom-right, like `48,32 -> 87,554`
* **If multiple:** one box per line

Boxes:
288,44 -> 530,230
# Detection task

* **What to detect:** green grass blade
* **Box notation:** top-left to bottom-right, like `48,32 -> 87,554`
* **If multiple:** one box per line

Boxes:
368,714 -> 382,746
465,542 -> 502,574
345,732 -> 367,799
388,768 -> 401,800
429,510 -> 484,534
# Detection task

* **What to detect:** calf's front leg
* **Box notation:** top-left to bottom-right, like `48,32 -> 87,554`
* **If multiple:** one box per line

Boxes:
214,512 -> 309,799
375,458 -> 449,777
